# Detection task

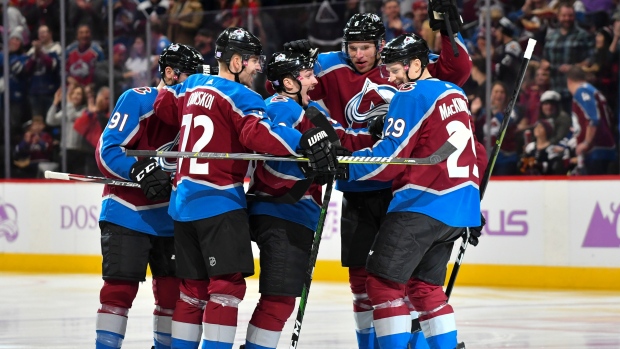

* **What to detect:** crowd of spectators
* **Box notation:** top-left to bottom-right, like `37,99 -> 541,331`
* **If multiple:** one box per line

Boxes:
1,0 -> 619,178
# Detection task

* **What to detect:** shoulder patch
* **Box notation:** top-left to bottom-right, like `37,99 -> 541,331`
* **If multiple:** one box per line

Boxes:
132,87 -> 152,95
399,82 -> 416,92
270,95 -> 289,103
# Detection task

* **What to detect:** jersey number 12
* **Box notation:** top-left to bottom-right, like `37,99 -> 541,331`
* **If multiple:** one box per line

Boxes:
179,113 -> 214,175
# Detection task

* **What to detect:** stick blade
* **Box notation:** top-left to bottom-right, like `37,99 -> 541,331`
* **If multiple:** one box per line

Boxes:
44,171 -> 69,180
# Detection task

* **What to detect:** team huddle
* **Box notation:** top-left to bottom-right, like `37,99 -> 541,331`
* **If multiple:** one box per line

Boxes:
92,1 -> 486,349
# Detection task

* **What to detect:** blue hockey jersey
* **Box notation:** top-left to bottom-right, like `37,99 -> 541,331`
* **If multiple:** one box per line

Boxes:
348,79 -> 482,228
154,74 -> 304,222
96,87 -> 178,236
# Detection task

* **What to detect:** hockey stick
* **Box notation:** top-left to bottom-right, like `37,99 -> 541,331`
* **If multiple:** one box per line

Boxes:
125,131 -> 464,165
445,38 -> 537,300
44,170 -> 141,188
290,175 -> 335,349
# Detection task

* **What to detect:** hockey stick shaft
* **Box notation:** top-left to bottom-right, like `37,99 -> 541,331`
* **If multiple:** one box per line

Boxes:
445,38 -> 537,300
44,170 -> 141,188
126,130 -> 466,166
290,176 -> 334,349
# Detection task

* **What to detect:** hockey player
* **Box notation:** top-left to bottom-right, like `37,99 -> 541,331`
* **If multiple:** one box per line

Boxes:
94,43 -> 204,349
152,27 -> 339,349
283,3 -> 472,348
243,49 -> 374,349
338,33 -> 486,349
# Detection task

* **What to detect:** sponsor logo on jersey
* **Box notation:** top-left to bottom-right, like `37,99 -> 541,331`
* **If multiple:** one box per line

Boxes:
344,78 -> 396,126
0,198 -> 18,242
439,97 -> 469,120
582,201 -> 620,247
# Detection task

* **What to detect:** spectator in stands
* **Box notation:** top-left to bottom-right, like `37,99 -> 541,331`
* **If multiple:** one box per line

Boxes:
31,0 -> 62,42
480,81 -> 520,175
493,17 -> 523,89
66,24 -> 105,86
466,56 -> 488,118
134,0 -> 169,33
112,0 -> 136,49
73,86 -> 110,176
69,0 -> 104,42
231,0 -> 260,30
94,43 -> 131,102
150,22 -> 171,56
382,0 -> 414,41
517,67 -> 550,132
566,66 -> 617,175
166,0 -> 203,45
25,25 -> 61,121
583,26 -> 618,113
419,18 -> 440,52
12,115 -> 54,178
519,119 -> 566,175
538,90 -> 572,146
0,29 -> 31,137
46,85 -> 90,175
541,3 -> 594,112
125,37 -> 150,88
194,28 -> 216,67
0,1 -> 30,45
516,0 -> 553,57
411,0 -> 428,35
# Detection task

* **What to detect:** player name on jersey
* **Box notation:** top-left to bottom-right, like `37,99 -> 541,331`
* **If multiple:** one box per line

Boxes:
439,97 -> 469,121
187,91 -> 215,110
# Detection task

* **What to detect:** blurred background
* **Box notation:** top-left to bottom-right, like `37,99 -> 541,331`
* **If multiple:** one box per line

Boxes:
1,0 -> 620,179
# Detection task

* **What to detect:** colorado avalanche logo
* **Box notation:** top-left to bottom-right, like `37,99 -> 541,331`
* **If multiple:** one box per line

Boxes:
69,59 -> 90,78
230,29 -> 246,40
403,36 -> 415,45
156,132 -> 180,173
344,78 -> 397,126
0,198 -> 18,243
275,53 -> 286,62
168,43 -> 179,51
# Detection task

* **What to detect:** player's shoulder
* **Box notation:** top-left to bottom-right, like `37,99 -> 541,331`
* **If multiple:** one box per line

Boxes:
317,51 -> 351,73
575,83 -> 595,101
116,86 -> 158,114
265,94 -> 302,115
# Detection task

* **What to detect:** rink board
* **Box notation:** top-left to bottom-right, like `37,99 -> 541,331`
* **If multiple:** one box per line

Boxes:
1,177 -> 620,290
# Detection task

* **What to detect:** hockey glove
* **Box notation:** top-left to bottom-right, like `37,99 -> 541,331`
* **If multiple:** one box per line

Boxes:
466,213 -> 486,247
299,128 -> 338,178
428,0 -> 463,34
367,114 -> 385,141
129,158 -> 172,201
334,146 -> 352,181
284,39 -> 313,53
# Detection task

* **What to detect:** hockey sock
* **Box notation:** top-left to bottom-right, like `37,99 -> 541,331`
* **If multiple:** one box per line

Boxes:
408,278 -> 457,349
349,267 -> 379,349
96,280 -> 138,349
201,273 -> 246,349
244,295 -> 295,349
153,276 -> 181,349
172,279 -> 209,349
366,274 -> 411,349
404,297 -> 429,349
